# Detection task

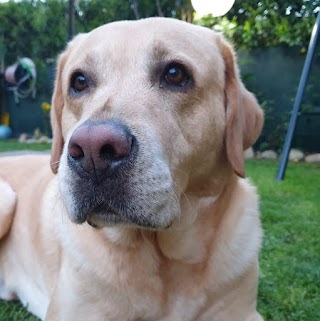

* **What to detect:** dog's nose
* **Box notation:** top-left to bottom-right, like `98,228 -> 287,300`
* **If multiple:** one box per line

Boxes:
68,120 -> 134,174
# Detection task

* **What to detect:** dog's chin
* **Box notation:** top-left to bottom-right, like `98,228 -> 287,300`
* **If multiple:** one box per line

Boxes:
69,209 -> 172,230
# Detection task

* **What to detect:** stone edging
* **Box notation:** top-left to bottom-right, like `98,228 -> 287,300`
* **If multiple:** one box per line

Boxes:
244,148 -> 320,164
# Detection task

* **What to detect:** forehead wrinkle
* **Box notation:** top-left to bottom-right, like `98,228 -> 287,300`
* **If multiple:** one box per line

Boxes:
83,52 -> 98,69
66,48 -> 97,75
151,42 -> 170,62
150,39 -> 201,66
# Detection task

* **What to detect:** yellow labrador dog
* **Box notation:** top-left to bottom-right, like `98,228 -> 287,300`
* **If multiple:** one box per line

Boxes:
0,18 -> 264,321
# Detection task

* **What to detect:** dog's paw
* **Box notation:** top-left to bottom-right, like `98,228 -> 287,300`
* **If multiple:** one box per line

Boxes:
0,279 -> 17,301
245,311 -> 264,321
0,179 -> 16,239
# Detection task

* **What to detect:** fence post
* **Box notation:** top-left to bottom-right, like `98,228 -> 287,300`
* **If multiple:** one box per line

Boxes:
276,10 -> 320,181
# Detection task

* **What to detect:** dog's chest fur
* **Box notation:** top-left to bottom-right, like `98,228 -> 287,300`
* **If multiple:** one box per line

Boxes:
52,178 -> 261,321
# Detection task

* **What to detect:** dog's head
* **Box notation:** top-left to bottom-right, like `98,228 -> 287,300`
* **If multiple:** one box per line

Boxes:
50,18 -> 263,229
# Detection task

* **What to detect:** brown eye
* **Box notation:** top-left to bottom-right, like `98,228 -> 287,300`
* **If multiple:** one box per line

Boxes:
164,64 -> 190,87
71,72 -> 88,93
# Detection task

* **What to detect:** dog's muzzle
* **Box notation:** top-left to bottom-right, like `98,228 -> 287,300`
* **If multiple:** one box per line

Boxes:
64,119 -> 141,226
62,118 -> 176,229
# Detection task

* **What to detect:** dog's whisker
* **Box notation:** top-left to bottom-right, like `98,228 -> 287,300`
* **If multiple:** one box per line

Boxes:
171,180 -> 191,210
173,167 -> 190,180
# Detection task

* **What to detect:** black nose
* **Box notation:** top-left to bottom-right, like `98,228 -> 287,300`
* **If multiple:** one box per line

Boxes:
68,119 -> 136,176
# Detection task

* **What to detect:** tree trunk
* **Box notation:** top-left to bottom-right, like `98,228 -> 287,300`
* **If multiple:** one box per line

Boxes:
178,0 -> 194,23
130,0 -> 140,20
155,0 -> 164,17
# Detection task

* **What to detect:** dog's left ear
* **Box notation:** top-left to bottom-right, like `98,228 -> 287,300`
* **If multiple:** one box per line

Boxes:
218,36 -> 264,178
50,51 -> 68,174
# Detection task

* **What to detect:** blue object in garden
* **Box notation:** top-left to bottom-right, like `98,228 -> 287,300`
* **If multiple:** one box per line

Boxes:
0,125 -> 12,139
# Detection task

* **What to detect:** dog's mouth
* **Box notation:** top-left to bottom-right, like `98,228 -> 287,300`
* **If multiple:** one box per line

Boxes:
72,201 -> 130,227
72,200 -> 164,230
86,211 -> 132,229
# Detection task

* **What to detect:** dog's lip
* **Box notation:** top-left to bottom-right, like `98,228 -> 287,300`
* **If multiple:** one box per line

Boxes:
87,220 -> 100,228
73,203 -> 174,230
69,202 -> 122,225
87,206 -> 120,219
71,213 -> 88,224
86,211 -> 174,230
86,210 -> 133,228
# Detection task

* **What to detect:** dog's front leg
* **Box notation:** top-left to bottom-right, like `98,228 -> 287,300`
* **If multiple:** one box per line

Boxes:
45,263 -> 77,321
44,256 -> 95,321
245,312 -> 264,321
0,179 -> 16,239
45,262 -> 106,321
45,257 -> 131,321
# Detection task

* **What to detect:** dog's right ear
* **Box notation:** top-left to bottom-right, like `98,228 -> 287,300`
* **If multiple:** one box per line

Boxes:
50,52 -> 68,174
217,35 -> 264,178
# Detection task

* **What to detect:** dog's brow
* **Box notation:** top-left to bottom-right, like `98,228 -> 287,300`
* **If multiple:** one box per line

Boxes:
152,43 -> 170,61
81,53 -> 98,69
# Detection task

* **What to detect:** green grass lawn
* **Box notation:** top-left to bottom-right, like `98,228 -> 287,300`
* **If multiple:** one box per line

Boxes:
248,160 -> 320,321
0,158 -> 319,321
0,139 -> 51,153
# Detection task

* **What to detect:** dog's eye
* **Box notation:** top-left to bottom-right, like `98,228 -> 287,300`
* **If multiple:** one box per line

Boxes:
71,72 -> 88,93
163,63 -> 190,87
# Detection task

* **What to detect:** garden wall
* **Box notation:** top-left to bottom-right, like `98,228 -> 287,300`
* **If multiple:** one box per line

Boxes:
4,93 -> 52,137
238,46 -> 320,152
1,61 -> 53,137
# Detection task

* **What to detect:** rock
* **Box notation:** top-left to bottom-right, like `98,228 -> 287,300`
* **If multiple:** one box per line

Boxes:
26,138 -> 38,144
39,136 -> 49,144
260,150 -> 278,160
244,147 -> 255,159
305,153 -> 320,163
289,149 -> 304,162
18,133 -> 28,143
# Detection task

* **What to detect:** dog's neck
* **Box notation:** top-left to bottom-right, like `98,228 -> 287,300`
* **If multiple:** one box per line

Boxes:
156,172 -> 238,264
103,170 -> 238,265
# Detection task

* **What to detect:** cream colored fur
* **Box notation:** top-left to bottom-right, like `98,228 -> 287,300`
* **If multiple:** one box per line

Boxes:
0,18 -> 264,321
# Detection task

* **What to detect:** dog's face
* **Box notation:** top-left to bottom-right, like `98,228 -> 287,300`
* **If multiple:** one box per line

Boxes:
50,18 -> 263,229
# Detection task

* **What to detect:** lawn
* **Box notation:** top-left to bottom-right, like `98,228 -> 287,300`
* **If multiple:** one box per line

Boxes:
0,157 -> 319,321
0,139 -> 51,153
248,160 -> 320,321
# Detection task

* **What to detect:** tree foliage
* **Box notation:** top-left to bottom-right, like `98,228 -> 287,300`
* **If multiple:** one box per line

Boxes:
196,0 -> 320,49
0,0 -> 68,63
0,0 -> 319,98
0,0 -> 193,63
1,0 -> 319,63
